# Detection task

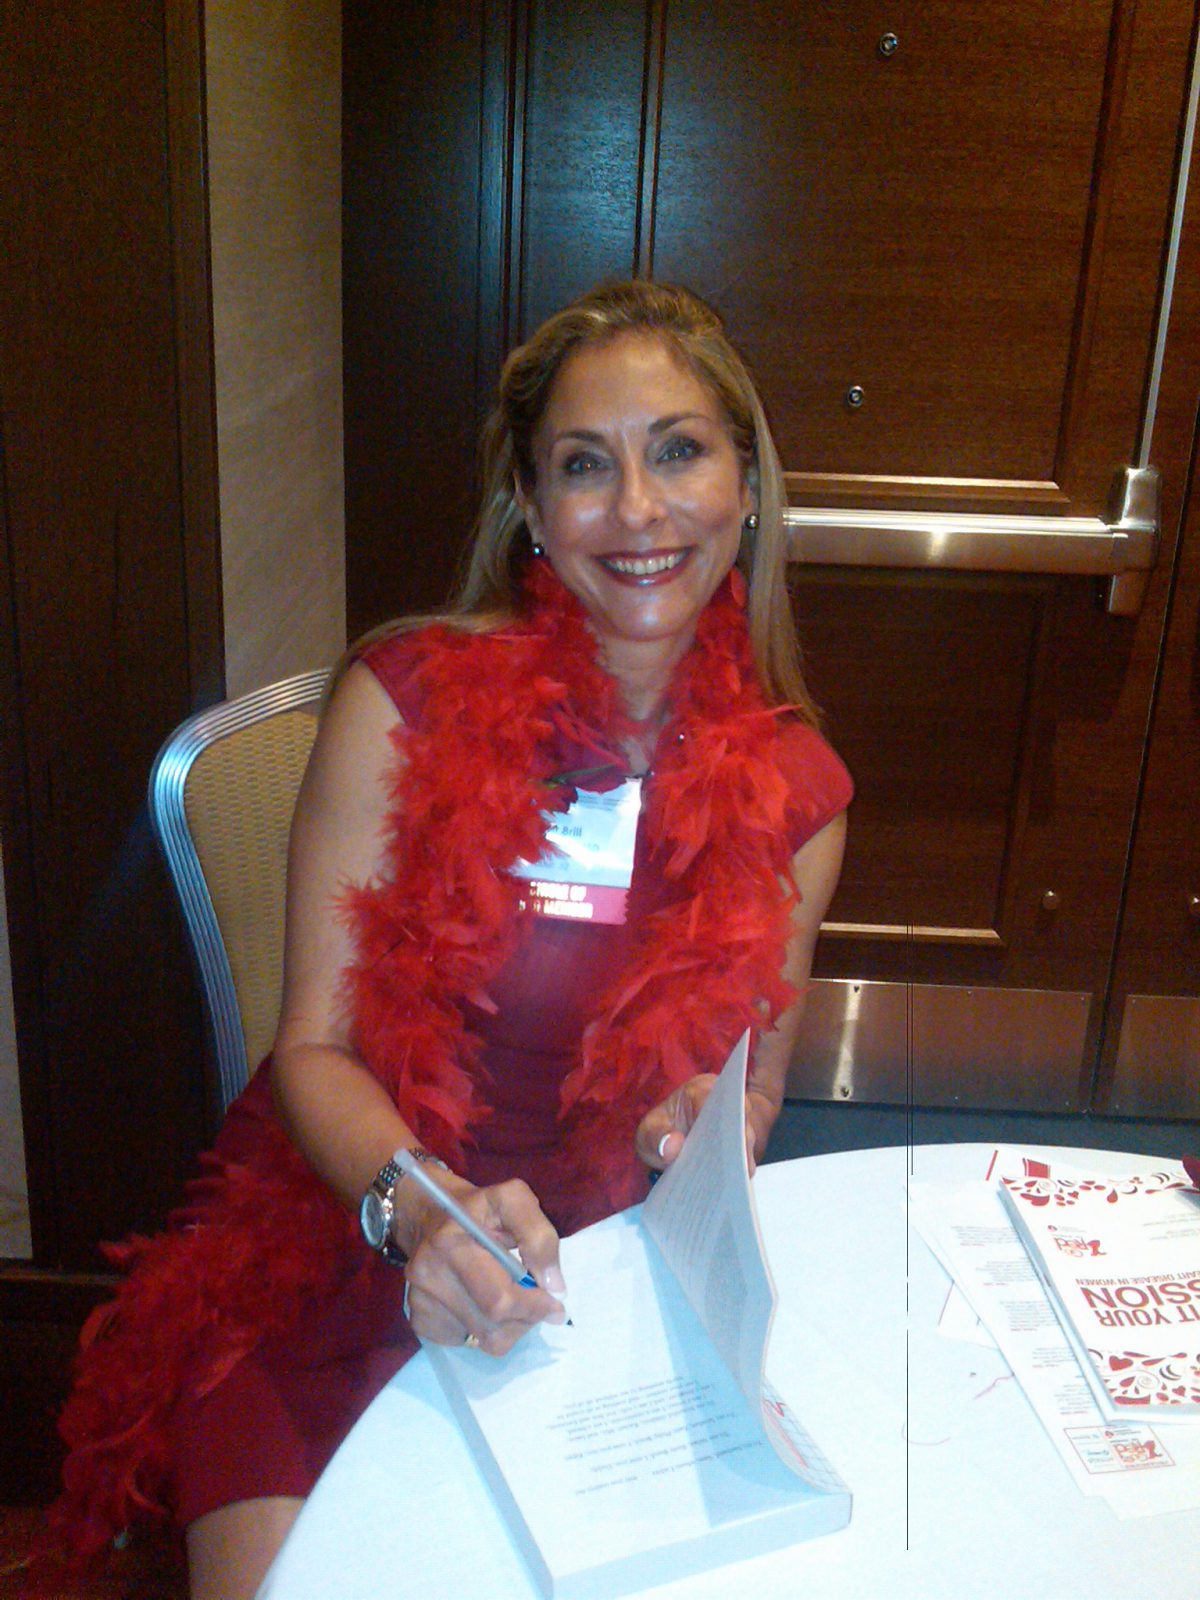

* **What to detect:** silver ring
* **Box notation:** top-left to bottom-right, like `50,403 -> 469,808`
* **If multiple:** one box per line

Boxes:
463,1331 -> 481,1350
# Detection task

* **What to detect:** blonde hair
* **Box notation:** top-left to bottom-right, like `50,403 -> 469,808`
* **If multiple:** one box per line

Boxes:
352,280 -> 815,720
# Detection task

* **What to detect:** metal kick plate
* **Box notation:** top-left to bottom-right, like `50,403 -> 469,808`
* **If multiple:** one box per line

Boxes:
1110,994 -> 1200,1117
787,979 -> 1090,1112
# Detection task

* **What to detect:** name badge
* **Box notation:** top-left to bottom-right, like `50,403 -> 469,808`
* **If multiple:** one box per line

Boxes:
510,777 -> 642,925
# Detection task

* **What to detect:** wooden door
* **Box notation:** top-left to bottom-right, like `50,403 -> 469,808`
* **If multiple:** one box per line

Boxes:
1102,187 -> 1200,1119
344,0 -> 1200,1116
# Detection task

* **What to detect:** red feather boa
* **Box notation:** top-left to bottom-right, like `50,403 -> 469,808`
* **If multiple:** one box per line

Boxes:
44,560 -> 821,1566
343,560 -> 818,1226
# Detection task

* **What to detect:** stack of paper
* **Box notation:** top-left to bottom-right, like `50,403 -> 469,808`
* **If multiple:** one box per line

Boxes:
997,1158 -> 1200,1421
908,1150 -> 1200,1519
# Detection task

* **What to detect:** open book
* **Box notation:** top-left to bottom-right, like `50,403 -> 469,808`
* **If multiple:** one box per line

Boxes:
426,1034 -> 851,1599
997,1156 -> 1200,1423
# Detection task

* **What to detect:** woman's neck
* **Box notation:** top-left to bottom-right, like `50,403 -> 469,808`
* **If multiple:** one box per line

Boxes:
598,629 -> 696,723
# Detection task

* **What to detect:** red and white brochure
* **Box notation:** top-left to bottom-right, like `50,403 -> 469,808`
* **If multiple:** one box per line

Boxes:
908,1150 -> 1200,1519
998,1157 -> 1200,1422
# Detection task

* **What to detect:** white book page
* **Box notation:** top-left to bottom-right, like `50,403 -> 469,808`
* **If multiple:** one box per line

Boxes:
429,1206 -> 848,1598
640,1031 -> 775,1410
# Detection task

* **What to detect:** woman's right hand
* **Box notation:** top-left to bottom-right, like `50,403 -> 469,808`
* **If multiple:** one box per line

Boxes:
398,1173 -> 567,1356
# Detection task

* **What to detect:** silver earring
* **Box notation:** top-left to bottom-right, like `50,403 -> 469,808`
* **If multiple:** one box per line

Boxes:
531,541 -> 545,558
743,513 -> 759,533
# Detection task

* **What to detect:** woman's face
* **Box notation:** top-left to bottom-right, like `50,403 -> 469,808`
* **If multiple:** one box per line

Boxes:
519,332 -> 753,658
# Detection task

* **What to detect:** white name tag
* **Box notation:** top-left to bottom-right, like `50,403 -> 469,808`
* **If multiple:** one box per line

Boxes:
510,778 -> 642,925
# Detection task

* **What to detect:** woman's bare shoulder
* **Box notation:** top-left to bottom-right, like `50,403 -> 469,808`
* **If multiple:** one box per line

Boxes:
290,661 -> 403,870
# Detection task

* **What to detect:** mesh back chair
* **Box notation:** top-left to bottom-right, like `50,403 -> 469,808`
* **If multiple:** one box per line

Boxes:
149,669 -> 330,1117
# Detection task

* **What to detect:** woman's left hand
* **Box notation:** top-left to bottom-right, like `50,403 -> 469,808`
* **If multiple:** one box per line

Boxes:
634,812 -> 849,1181
635,1076 -> 777,1176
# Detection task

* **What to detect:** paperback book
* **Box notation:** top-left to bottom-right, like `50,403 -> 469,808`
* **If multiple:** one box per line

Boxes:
426,1033 -> 852,1598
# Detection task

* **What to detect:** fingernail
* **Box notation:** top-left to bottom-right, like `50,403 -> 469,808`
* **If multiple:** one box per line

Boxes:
544,1264 -> 566,1295
657,1132 -> 672,1160
547,1301 -> 567,1325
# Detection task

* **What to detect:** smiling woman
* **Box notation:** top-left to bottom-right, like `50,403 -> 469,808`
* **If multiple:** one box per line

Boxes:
45,280 -> 852,1599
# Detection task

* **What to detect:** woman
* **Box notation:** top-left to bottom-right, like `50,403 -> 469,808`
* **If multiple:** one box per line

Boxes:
48,280 -> 852,1598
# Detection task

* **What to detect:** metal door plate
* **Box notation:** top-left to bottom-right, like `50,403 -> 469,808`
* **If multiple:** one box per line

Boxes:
1110,995 -> 1200,1117
787,979 -> 1089,1112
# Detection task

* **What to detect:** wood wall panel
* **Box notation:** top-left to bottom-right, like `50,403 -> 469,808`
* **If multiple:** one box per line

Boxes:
792,572 -> 1046,936
1100,127 -> 1200,1109
0,0 -> 219,1268
517,1 -> 648,332
343,1 -> 488,633
0,1271 -> 113,1500
1057,0 -> 1197,507
344,1 -> 1199,601
653,0 -> 1110,488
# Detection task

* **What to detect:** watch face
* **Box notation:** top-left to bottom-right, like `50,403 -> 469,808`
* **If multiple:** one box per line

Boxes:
360,1189 -> 389,1250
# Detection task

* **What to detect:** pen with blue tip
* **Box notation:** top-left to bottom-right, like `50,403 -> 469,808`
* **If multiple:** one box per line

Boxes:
395,1148 -> 573,1324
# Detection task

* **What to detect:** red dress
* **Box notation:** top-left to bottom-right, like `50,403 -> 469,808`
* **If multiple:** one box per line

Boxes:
49,598 -> 853,1553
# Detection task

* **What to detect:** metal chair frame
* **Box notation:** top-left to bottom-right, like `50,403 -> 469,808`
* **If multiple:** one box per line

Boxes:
148,668 -> 330,1114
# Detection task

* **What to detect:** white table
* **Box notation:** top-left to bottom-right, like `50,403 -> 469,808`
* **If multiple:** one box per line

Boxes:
257,1144 -> 1200,1599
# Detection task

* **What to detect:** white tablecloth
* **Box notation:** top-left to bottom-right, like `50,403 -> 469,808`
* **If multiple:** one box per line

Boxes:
257,1143 -> 1200,1598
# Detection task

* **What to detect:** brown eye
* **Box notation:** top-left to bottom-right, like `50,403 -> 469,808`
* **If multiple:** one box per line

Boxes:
659,436 -> 703,464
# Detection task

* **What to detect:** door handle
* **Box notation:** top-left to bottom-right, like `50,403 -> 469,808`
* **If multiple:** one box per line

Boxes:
785,466 -> 1159,615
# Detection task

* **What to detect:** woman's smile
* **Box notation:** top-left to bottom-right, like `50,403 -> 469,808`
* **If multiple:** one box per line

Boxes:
598,547 -> 692,581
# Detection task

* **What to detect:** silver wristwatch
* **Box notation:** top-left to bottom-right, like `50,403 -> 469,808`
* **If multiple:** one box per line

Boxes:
359,1147 -> 448,1267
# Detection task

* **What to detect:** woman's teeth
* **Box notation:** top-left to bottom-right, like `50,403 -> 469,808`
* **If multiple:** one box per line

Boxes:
602,551 -> 687,576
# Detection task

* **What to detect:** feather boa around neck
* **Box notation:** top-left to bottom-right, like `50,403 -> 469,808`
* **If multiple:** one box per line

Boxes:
343,559 -> 810,1226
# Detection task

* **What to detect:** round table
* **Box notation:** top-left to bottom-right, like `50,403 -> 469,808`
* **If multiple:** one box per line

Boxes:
256,1144 -> 1200,1598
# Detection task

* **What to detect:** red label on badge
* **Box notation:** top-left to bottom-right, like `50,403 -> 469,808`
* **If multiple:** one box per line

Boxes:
518,881 -> 629,925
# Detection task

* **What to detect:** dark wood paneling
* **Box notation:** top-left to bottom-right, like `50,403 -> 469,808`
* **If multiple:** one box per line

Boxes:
655,0 -> 1107,485
517,0 -> 648,331
793,571 -> 1047,935
1058,0 -> 1197,509
343,0 -> 488,632
0,0 -> 218,1271
343,0 -> 1199,606
165,0 -> 225,710
1118,468 -> 1200,999
1099,122 -> 1200,1106
0,1270 -> 113,1501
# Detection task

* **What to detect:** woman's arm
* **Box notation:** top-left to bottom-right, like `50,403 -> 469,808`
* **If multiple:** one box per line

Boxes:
270,662 -> 564,1352
635,808 -> 848,1171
